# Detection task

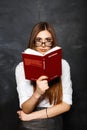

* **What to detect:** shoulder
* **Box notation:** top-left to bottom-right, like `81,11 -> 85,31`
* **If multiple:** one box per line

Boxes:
62,59 -> 70,67
61,59 -> 71,77
15,62 -> 23,71
62,59 -> 70,71
15,62 -> 24,76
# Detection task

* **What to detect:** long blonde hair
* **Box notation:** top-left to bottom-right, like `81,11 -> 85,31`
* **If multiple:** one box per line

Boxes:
28,22 -> 62,105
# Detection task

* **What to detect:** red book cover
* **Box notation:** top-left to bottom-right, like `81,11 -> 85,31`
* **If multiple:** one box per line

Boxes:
22,46 -> 62,81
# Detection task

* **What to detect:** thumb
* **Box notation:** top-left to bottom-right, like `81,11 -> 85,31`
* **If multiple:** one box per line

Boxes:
17,110 -> 21,115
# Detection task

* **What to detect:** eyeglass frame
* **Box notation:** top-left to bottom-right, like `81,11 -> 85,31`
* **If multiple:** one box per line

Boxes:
34,37 -> 53,47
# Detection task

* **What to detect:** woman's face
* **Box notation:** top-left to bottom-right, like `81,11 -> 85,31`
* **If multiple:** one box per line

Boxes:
35,30 -> 53,55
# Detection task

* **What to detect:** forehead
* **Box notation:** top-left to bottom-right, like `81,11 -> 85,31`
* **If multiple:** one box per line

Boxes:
36,30 -> 52,38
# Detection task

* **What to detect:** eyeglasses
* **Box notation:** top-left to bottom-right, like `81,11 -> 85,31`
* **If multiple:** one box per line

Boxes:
34,37 -> 53,47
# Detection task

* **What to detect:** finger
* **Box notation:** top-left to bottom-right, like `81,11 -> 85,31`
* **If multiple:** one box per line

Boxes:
17,111 -> 21,119
38,75 -> 48,81
17,110 -> 21,114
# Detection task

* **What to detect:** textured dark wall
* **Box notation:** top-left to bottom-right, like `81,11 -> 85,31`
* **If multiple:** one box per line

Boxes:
0,0 -> 87,130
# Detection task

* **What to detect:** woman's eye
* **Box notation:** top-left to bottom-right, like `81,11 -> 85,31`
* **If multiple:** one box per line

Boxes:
46,38 -> 52,42
35,38 -> 41,42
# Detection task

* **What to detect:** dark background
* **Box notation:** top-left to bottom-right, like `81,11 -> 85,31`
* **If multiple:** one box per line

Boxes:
0,0 -> 87,130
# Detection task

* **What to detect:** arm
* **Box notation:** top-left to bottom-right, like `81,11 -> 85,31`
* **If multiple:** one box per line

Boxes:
22,76 -> 49,114
17,101 -> 71,121
15,63 -> 49,114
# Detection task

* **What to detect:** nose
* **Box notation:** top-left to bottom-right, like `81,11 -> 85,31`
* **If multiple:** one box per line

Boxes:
42,42 -> 46,47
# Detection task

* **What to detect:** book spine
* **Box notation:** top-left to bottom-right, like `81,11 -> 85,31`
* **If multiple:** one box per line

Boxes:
43,58 -> 45,70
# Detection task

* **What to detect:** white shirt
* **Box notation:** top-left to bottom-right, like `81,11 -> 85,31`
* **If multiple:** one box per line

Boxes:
15,59 -> 73,108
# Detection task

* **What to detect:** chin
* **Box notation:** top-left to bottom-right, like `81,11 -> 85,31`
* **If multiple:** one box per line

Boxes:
41,52 -> 45,55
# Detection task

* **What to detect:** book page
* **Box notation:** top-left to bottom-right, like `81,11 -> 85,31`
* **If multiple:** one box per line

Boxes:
44,46 -> 61,55
23,46 -> 61,56
24,48 -> 43,56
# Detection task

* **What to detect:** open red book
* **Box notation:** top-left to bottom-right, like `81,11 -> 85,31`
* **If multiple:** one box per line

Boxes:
22,46 -> 62,81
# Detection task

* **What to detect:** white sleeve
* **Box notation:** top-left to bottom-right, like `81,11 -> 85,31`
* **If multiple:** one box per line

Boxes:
61,59 -> 73,105
15,62 -> 33,108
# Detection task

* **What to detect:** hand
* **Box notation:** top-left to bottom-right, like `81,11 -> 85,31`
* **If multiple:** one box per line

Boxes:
17,110 -> 29,121
35,76 -> 49,96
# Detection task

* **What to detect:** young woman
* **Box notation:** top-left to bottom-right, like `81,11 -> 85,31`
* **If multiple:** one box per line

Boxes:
15,22 -> 73,130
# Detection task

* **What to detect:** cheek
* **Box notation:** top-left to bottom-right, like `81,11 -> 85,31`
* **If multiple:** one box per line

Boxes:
35,47 -> 40,52
47,47 -> 51,50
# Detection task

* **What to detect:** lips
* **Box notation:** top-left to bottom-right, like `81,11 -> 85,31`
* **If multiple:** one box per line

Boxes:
40,49 -> 47,52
